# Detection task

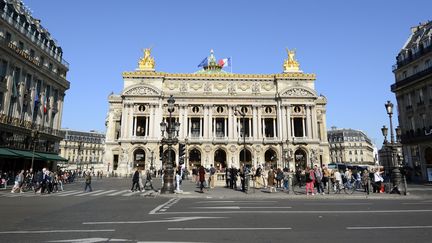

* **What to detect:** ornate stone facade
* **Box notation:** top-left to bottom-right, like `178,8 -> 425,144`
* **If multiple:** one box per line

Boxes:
104,50 -> 329,176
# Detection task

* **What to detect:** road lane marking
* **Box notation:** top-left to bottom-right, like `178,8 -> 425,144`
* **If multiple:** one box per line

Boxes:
304,203 -> 373,206
154,209 -> 432,215
149,198 -> 179,214
107,190 -> 130,196
196,200 -> 278,203
91,190 -> 117,196
192,206 -> 292,209
0,229 -> 115,234
83,216 -> 226,225
168,227 -> 292,231
347,226 -> 432,230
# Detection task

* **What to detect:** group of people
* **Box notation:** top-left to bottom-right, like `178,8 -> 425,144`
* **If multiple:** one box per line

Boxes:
130,168 -> 155,192
8,168 -> 64,194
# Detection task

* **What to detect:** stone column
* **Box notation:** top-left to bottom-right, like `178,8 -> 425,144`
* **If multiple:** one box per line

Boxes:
203,106 -> 208,138
253,106 -> 258,139
248,118 -> 252,138
306,105 -> 312,139
228,106 -> 234,139
224,117 -> 227,138
312,105 -> 318,140
132,116 -> 136,137
281,105 -> 286,141
273,118 -> 276,138
302,117 -> 306,138
286,105 -> 291,140
257,106 -> 262,139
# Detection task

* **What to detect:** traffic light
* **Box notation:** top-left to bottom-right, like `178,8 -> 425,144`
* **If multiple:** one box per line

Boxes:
179,143 -> 186,158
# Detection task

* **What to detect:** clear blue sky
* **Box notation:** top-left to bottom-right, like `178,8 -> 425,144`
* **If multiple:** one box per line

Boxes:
25,0 -> 431,148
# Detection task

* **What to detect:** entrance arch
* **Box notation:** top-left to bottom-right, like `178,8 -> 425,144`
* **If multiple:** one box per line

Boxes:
294,149 -> 307,171
189,148 -> 201,168
264,149 -> 278,168
133,149 -> 146,170
239,148 -> 252,167
214,149 -> 227,170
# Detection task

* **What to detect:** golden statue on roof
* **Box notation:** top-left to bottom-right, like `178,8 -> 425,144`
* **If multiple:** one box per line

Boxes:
283,48 -> 301,73
138,48 -> 155,71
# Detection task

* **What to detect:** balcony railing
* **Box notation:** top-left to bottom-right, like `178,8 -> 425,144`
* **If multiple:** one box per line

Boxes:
394,44 -> 432,70
391,65 -> 432,91
0,113 -> 64,138
0,10 -> 69,69
0,35 -> 68,82
401,127 -> 432,144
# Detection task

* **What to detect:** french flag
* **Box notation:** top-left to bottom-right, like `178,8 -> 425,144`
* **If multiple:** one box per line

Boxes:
218,57 -> 231,68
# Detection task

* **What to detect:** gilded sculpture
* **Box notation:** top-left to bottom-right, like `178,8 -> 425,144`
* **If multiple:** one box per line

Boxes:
138,48 -> 155,71
283,48 -> 301,72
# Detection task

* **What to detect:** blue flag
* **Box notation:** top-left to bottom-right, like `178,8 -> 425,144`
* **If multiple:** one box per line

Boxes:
197,57 -> 208,68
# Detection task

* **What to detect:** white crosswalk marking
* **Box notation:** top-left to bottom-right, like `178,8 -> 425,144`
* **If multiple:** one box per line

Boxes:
91,190 -> 117,196
57,190 -> 84,197
0,189 -> 152,197
74,190 -> 104,196
107,190 -> 130,196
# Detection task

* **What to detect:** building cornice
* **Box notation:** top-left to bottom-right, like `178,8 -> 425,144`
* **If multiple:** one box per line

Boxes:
122,71 -> 316,80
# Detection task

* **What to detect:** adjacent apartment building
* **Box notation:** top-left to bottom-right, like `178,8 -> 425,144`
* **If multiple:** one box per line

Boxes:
327,127 -> 375,165
0,0 -> 69,172
391,21 -> 432,182
58,129 -> 105,172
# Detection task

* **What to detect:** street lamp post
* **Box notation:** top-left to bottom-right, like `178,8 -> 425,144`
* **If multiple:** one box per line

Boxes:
234,107 -> 246,167
382,100 -> 407,195
30,129 -> 40,171
160,95 -> 180,194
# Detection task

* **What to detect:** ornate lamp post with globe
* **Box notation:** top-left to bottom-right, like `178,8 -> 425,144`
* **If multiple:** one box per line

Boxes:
160,95 -> 180,194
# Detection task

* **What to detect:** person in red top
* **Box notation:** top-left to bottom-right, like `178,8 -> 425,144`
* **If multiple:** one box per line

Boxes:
198,165 -> 206,193
305,166 -> 315,195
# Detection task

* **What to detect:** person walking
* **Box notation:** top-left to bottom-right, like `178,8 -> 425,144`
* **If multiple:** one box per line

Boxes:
362,169 -> 370,194
131,169 -> 140,192
143,169 -> 154,191
198,165 -> 206,193
305,166 -> 315,195
373,169 -> 384,193
208,164 -> 216,189
84,172 -> 92,192
314,165 -> 324,195
267,168 -> 276,193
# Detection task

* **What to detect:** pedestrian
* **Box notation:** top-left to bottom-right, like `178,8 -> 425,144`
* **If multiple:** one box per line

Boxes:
198,165 -> 206,193
362,169 -> 370,193
322,165 -> 330,191
276,168 -> 284,189
138,170 -> 144,192
11,170 -> 24,193
314,165 -> 324,195
208,164 -> 216,189
334,169 -> 342,193
305,166 -> 315,195
373,169 -> 384,193
84,172 -> 92,192
143,169 -> 154,191
268,168 -> 276,192
131,168 -> 140,192
283,168 -> 290,192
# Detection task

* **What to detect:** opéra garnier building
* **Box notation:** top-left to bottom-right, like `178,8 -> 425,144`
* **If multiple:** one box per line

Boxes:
104,49 -> 329,175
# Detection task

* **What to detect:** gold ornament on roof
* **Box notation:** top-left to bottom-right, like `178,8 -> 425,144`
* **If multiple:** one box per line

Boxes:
138,48 -> 155,71
283,48 -> 301,73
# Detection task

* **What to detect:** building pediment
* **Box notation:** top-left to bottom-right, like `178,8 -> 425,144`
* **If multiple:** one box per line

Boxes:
280,87 -> 317,98
122,85 -> 160,96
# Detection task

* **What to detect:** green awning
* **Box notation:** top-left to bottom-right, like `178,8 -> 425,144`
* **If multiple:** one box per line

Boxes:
0,148 -> 21,158
10,149 -> 44,159
35,152 -> 68,162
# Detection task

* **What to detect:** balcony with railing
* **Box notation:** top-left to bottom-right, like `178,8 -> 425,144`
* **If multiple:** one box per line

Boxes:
391,65 -> 432,91
0,10 -> 69,69
394,44 -> 432,71
0,113 -> 64,138
401,126 -> 432,144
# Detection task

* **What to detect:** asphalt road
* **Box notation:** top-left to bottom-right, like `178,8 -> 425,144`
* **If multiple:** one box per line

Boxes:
0,178 -> 431,243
